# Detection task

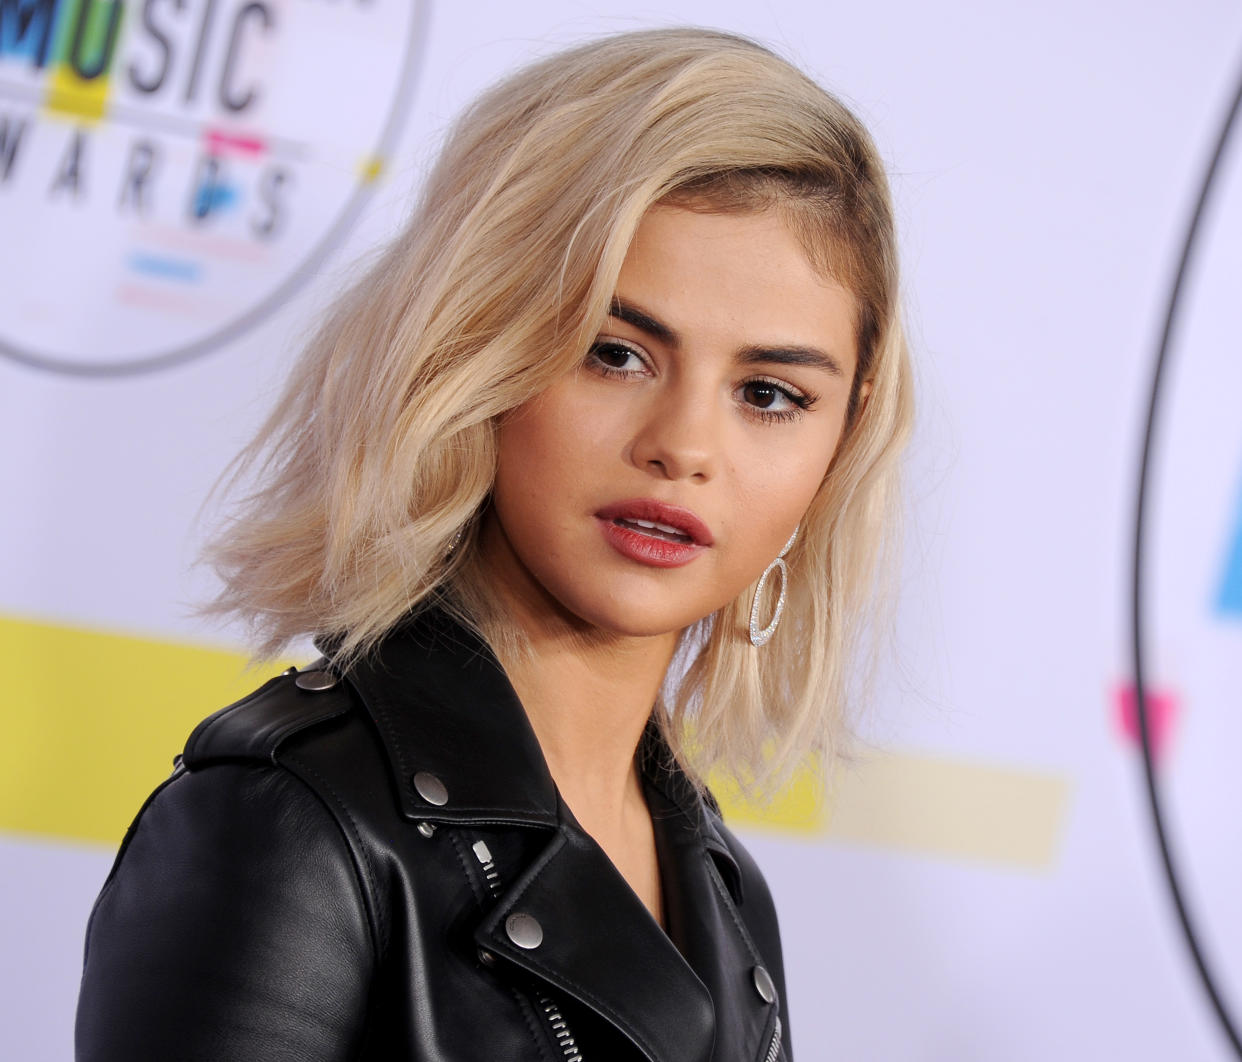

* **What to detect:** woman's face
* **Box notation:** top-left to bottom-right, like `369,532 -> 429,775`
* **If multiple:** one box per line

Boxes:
482,203 -> 860,641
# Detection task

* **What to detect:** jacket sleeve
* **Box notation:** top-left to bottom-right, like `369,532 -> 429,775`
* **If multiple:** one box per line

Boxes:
76,762 -> 376,1062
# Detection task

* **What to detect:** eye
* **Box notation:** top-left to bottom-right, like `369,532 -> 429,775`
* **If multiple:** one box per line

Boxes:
585,338 -> 650,378
738,377 -> 816,422
741,381 -> 789,410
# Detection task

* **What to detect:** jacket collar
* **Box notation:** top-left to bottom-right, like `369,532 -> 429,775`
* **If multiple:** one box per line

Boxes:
338,607 -> 740,896
341,607 -> 559,829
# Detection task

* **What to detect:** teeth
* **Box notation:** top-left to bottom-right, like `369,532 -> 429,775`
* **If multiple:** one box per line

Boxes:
616,516 -> 693,542
631,518 -> 684,536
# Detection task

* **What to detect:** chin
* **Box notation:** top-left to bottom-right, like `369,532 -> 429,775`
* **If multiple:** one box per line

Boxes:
556,594 -> 710,642
511,555 -> 724,642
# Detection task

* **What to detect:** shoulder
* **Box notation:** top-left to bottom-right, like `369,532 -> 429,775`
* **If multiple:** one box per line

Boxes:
178,664 -> 395,834
181,664 -> 356,768
106,664 -> 385,910
175,663 -> 402,919
99,665 -> 394,955
78,671 -> 381,1059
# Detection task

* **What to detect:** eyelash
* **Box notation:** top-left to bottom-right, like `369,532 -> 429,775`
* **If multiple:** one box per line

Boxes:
584,340 -> 819,424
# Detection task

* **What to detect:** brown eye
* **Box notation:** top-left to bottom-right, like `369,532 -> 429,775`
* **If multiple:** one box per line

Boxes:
743,382 -> 780,408
736,377 -> 814,422
593,343 -> 635,369
586,339 -> 649,377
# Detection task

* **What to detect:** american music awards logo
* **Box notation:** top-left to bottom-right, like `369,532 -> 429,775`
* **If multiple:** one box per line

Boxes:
0,0 -> 427,375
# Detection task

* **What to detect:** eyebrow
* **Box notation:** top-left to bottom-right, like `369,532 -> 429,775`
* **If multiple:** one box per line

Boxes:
609,298 -> 677,344
609,297 -> 845,378
738,345 -> 844,377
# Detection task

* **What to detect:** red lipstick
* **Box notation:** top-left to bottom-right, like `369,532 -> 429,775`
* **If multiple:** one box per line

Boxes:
595,499 -> 713,568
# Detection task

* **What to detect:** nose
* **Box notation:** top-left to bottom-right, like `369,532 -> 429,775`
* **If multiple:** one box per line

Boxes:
628,382 -> 719,482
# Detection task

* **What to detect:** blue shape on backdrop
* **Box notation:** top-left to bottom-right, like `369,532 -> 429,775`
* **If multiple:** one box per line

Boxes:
192,180 -> 239,219
127,253 -> 203,283
1218,472 -> 1242,618
0,0 -> 63,65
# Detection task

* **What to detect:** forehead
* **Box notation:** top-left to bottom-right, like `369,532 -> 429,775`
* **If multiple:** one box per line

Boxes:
614,205 -> 858,370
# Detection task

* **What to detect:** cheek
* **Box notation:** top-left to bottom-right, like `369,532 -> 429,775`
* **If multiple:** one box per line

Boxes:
726,434 -> 837,563
498,389 -> 574,475
733,425 -> 839,509
493,386 -> 608,523
498,381 -> 632,479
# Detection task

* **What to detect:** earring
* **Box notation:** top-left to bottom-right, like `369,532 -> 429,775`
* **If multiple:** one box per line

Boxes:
445,526 -> 466,558
749,526 -> 799,647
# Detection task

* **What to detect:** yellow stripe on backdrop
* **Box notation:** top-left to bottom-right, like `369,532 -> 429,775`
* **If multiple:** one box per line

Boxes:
0,616 -> 1072,867
0,615 -> 285,845
720,752 -> 1073,870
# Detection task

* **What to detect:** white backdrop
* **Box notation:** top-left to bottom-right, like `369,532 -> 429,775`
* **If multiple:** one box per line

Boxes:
2,2 -> 1241,1059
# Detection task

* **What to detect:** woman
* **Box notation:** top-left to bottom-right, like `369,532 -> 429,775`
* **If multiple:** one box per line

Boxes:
76,27 -> 911,1062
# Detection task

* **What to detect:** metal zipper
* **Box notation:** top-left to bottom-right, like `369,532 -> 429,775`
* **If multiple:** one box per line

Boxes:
538,993 -> 583,1061
472,840 -> 584,1060
472,840 -> 502,896
762,1017 -> 782,1062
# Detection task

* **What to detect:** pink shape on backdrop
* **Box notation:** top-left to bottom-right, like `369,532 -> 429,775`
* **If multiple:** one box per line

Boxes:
1113,683 -> 1181,765
204,129 -> 268,158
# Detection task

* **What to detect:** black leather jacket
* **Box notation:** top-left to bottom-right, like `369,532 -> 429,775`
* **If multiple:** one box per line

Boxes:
76,611 -> 791,1061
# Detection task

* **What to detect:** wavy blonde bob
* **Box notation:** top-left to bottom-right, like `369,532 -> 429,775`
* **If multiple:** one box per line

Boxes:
208,27 -> 913,794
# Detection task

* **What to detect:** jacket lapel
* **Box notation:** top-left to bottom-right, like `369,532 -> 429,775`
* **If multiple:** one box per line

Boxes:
475,821 -> 716,1062
339,610 -> 775,1062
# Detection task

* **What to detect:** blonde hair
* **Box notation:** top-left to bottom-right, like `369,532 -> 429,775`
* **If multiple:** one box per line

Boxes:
207,27 -> 913,793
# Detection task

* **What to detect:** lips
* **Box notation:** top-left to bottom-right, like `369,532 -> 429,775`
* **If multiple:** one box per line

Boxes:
595,499 -> 713,568
596,500 -> 713,545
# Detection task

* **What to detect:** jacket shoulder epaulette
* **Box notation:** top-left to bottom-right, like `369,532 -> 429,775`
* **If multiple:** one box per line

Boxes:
183,667 -> 354,769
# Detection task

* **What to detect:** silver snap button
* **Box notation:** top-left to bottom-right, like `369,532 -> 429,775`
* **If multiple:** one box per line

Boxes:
294,670 -> 337,691
752,964 -> 776,1004
416,822 -> 436,838
412,771 -> 448,806
505,912 -> 543,950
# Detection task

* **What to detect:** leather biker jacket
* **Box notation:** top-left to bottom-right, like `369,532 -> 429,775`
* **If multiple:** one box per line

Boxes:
76,609 -> 791,1061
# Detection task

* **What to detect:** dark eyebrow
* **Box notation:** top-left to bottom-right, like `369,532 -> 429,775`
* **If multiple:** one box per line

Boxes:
609,298 -> 678,345
738,345 -> 845,377
610,296 -> 844,377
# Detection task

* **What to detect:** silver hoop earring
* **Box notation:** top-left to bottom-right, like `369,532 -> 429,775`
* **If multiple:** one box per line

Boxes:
445,526 -> 466,558
749,526 -> 799,647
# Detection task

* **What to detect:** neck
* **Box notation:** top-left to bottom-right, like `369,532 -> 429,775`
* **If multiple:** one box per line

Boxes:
474,519 -> 679,835
504,623 -> 675,823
